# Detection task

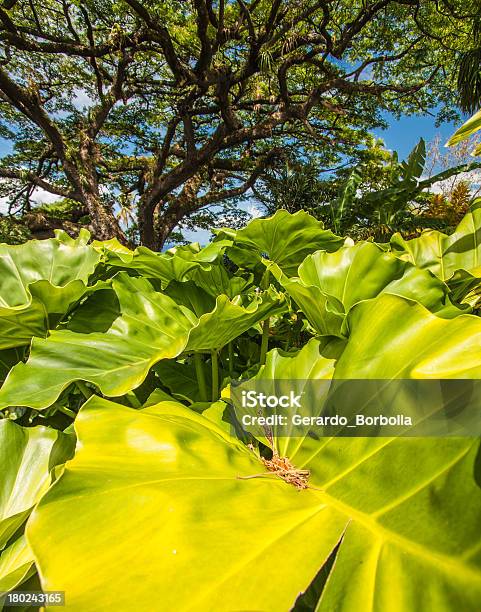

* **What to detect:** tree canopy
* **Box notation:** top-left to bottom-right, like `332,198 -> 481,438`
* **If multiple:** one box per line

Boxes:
0,0 -> 478,248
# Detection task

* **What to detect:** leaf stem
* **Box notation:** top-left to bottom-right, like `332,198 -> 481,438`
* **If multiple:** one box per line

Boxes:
259,269 -> 270,365
211,349 -> 219,402
76,380 -> 93,400
57,405 -> 77,419
125,392 -> 142,408
260,319 -> 270,365
194,352 -> 208,402
228,342 -> 234,377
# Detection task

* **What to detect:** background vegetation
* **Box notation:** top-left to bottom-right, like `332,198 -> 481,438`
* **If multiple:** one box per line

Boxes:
0,0 -> 480,248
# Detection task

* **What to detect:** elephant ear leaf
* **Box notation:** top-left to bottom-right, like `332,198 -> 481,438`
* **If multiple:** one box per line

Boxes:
26,397 -> 347,612
166,239 -> 233,263
185,289 -> 286,352
0,535 -> 36,600
25,397 -> 481,611
0,420 -> 63,549
239,338 -> 340,457
334,293 -> 481,379
0,231 -> 101,349
267,242 -> 460,337
98,241 -> 226,286
0,419 -> 73,602
181,264 -> 253,299
0,274 -> 195,410
390,198 -> 481,298
0,276 -> 283,409
222,210 -> 343,276
297,243 -> 461,318
304,435 -> 481,612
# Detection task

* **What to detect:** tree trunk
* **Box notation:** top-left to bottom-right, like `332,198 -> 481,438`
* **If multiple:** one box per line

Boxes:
157,217 -> 177,250
139,187 -> 197,251
83,192 -> 125,242
139,205 -> 179,251
77,136 -> 127,243
156,198 -> 188,250
138,198 -> 160,250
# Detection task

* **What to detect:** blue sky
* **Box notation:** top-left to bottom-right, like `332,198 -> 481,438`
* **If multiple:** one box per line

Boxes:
0,138 -> 10,157
374,112 -> 458,159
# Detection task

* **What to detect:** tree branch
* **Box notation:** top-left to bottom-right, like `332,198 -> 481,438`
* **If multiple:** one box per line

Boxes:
193,0 -> 213,74
0,167 -> 78,199
123,0 -> 193,83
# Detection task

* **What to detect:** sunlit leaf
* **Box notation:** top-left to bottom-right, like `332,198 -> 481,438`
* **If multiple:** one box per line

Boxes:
221,210 -> 343,276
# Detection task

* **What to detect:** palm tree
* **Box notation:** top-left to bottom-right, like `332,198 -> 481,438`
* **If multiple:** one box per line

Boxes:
457,19 -> 481,113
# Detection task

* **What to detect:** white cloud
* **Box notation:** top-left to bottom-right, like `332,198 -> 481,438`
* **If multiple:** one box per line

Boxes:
425,168 -> 481,196
72,88 -> 95,109
0,187 -> 62,215
30,188 -> 63,205
245,203 -> 263,218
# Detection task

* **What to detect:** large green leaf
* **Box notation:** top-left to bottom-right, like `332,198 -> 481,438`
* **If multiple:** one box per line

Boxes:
26,397 -> 347,611
306,436 -> 481,611
0,420 -> 66,550
300,242 -> 460,314
162,279 -> 284,352
267,261 -> 344,336
0,230 -> 101,349
0,275 -> 283,409
26,396 -> 481,611
335,293 -> 481,378
0,274 -> 194,410
221,210 -> 344,276
390,200 -> 481,288
246,304 -> 481,608
97,239 -> 232,286
0,419 -> 73,607
166,239 -> 233,263
245,338 -> 341,457
183,264 -> 253,299
0,535 -> 35,598
267,242 -> 461,336
185,289 -> 285,352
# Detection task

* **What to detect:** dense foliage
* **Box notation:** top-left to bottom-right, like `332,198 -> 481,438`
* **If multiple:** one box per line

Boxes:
0,0 -> 478,248
256,137 -> 481,239
1,204 -> 481,610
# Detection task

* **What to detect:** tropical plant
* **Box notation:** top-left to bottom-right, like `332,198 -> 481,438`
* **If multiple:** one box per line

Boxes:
256,138 -> 481,240
447,108 -> 481,156
1,207 -> 481,610
456,14 -> 481,113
